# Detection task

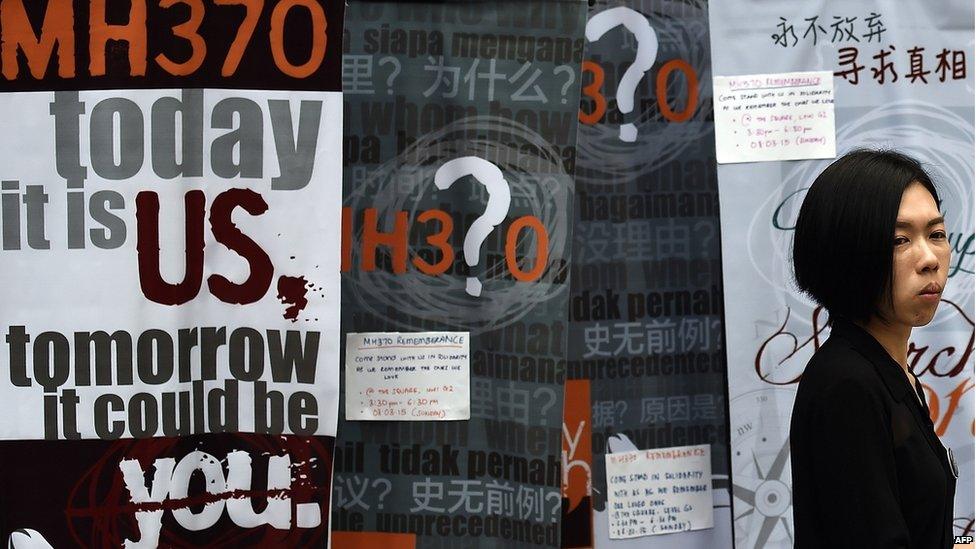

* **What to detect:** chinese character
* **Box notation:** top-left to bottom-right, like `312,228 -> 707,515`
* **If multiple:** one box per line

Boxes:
654,220 -> 690,257
691,394 -> 717,420
584,323 -> 612,358
342,55 -> 376,95
579,224 -> 612,262
835,47 -> 864,84
667,396 -> 690,421
342,475 -> 372,510
410,477 -> 446,513
904,46 -> 929,84
678,317 -> 708,352
497,381 -> 531,422
613,321 -> 646,354
772,17 -> 798,47
802,16 -> 827,45
509,62 -> 548,103
640,397 -> 666,424
624,221 -> 654,261
935,49 -> 967,81
447,480 -> 485,513
471,378 -> 494,418
862,12 -> 886,43
485,480 -> 515,516
646,319 -> 677,354
332,474 -> 348,508
872,45 -> 898,84
464,58 -> 507,101
516,485 -> 544,521
830,16 -> 859,43
423,56 -> 461,98
592,400 -> 621,428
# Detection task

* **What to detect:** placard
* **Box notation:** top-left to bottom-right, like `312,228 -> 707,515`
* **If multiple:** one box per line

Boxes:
714,71 -> 836,163
605,444 -> 713,538
345,332 -> 470,421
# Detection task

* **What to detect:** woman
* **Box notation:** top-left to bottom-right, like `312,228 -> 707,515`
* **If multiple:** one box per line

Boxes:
789,149 -> 958,548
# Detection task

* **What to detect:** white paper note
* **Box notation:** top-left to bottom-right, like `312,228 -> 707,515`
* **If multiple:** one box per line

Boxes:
605,444 -> 713,539
713,71 -> 836,163
345,332 -> 470,421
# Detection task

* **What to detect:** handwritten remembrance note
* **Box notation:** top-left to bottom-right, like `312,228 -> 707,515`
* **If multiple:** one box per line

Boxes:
714,70 -> 836,163
605,444 -> 713,539
345,332 -> 470,421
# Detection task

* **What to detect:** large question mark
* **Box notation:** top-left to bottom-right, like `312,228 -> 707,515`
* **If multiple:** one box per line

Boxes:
434,157 -> 511,297
533,386 -> 557,426
378,56 -> 401,95
553,65 -> 576,105
372,477 -> 392,510
586,7 -> 658,142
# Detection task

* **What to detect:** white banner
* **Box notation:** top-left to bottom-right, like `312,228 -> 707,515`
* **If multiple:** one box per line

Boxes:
709,2 -> 974,546
0,89 -> 342,441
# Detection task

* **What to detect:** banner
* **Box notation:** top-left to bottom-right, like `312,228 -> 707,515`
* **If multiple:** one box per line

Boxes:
565,1 -> 733,547
710,2 -> 975,546
0,1 -> 344,545
333,1 -> 587,547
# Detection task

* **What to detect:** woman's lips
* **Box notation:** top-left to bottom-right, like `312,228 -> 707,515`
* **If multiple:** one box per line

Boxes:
919,283 -> 943,295
917,283 -> 943,302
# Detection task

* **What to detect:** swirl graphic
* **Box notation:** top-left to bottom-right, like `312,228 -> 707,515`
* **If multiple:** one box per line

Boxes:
343,116 -> 571,334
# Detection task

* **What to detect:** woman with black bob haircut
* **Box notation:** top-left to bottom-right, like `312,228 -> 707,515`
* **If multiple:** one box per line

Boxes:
789,149 -> 957,548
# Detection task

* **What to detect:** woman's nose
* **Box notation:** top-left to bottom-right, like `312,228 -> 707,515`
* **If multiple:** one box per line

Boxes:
917,240 -> 941,272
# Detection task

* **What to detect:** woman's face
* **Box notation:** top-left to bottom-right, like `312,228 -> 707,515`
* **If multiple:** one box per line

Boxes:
880,181 -> 950,327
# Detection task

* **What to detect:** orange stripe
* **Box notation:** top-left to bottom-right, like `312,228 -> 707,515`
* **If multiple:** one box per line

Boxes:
331,531 -> 417,549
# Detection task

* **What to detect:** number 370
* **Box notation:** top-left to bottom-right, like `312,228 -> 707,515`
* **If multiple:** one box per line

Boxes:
578,59 -> 698,124
157,0 -> 327,78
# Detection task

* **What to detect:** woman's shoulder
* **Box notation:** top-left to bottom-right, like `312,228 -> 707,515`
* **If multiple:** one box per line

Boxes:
795,335 -> 887,405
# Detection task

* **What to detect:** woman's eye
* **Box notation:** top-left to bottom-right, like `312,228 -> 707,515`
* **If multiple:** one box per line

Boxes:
931,231 -> 947,240
894,236 -> 909,245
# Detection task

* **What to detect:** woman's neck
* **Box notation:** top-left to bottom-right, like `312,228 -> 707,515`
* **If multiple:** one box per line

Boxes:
856,315 -> 912,372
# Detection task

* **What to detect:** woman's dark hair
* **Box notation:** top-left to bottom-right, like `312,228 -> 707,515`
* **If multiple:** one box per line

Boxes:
792,149 -> 941,323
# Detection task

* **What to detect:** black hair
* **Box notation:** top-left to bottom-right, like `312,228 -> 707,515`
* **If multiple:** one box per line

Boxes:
792,149 -> 941,323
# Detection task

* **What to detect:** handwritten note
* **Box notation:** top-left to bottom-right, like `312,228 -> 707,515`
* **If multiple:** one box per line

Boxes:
605,444 -> 713,539
714,70 -> 836,163
345,332 -> 470,421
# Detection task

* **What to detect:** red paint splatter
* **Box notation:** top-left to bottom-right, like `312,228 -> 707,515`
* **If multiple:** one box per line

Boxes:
277,276 -> 309,322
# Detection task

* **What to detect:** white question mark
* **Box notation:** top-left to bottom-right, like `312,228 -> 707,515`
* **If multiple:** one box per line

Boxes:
614,401 -> 627,423
553,65 -> 576,104
372,477 -> 392,509
694,220 -> 716,255
434,157 -> 511,297
378,56 -> 401,95
533,387 -> 557,425
586,7 -> 658,142
546,490 -> 562,519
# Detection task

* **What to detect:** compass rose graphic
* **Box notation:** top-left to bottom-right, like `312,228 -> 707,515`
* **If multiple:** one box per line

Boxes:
731,388 -> 797,548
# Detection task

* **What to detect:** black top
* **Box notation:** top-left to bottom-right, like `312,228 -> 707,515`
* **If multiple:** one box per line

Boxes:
790,319 -> 957,548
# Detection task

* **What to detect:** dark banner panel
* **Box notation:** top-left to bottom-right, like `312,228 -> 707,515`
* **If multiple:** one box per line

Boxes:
334,1 -> 587,548
565,0 -> 733,546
